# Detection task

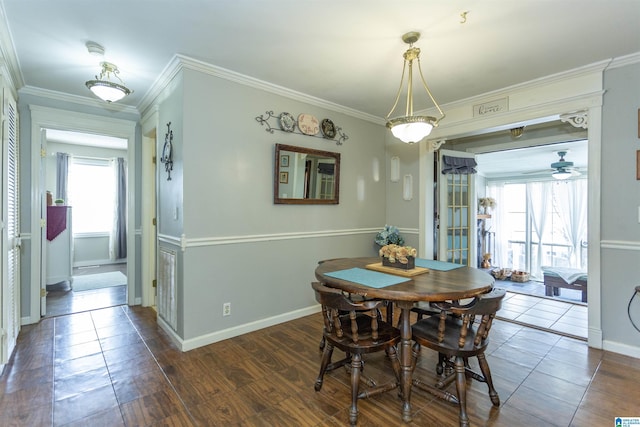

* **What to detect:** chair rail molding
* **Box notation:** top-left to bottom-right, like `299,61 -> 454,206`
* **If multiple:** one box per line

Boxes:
600,240 -> 640,251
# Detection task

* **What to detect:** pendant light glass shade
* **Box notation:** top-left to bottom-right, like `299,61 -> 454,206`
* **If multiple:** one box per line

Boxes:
385,32 -> 445,143
85,62 -> 132,102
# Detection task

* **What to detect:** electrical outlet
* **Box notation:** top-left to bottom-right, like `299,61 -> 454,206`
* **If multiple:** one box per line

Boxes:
223,302 -> 231,316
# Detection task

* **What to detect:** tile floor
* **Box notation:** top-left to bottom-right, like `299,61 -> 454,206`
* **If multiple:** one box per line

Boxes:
498,292 -> 588,340
494,278 -> 584,304
45,264 -> 127,318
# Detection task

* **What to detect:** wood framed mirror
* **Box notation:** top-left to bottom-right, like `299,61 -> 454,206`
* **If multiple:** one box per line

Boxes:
274,143 -> 340,204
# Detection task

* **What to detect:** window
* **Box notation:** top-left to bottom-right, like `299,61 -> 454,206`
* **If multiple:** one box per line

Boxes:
67,158 -> 115,234
490,179 -> 587,279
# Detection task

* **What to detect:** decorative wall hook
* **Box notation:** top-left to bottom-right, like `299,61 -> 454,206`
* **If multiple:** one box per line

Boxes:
160,122 -> 174,180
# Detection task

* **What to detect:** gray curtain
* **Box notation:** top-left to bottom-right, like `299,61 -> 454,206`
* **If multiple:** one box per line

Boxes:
114,157 -> 127,259
56,152 -> 69,202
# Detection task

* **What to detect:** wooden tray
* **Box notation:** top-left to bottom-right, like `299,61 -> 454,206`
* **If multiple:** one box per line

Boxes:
365,262 -> 429,277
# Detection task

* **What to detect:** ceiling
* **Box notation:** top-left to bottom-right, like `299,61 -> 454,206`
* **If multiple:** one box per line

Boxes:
475,140 -> 588,180
1,1 -> 639,119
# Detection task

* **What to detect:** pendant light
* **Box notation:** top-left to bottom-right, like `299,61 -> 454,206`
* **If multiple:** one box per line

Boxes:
385,32 -> 445,143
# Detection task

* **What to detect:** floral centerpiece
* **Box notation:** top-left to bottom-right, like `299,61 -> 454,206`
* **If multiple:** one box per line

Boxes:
375,225 -> 405,247
379,244 -> 417,270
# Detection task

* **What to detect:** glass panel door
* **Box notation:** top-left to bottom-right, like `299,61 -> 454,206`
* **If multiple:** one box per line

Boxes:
438,149 -> 476,265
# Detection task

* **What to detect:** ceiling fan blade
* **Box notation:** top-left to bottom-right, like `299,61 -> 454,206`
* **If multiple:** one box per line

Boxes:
520,169 -> 554,175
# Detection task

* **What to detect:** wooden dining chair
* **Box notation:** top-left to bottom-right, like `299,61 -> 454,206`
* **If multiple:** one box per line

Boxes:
410,288 -> 506,427
312,282 -> 402,427
316,259 -> 393,351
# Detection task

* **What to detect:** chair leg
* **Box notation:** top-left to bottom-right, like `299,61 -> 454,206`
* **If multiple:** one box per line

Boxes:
453,356 -> 470,427
349,354 -> 363,427
385,345 -> 402,383
315,344 -> 334,391
410,341 -> 421,372
477,353 -> 500,406
436,352 -> 449,375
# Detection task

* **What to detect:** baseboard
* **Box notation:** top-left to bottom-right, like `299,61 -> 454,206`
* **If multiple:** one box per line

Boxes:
157,316 -> 185,349
74,259 -> 127,268
159,304 -> 322,352
21,315 -> 37,326
602,339 -> 640,359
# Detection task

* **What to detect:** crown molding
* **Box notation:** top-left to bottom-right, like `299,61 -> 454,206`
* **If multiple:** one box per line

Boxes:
139,54 -> 384,126
605,52 -> 640,70
433,59 -> 614,116
0,3 -> 24,90
19,85 -> 139,116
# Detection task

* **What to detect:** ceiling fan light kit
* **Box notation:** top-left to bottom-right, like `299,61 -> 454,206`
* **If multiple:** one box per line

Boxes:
385,31 -> 445,143
552,169 -> 572,180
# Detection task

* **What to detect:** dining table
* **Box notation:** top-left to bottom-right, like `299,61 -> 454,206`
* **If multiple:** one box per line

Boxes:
314,256 -> 494,423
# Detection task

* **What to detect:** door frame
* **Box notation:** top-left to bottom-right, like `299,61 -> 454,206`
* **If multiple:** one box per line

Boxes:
140,109 -> 158,308
418,71 -> 604,348
28,106 -> 137,323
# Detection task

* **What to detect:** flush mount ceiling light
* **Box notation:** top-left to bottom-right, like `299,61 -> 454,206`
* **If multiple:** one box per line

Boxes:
385,32 -> 445,144
85,61 -> 132,103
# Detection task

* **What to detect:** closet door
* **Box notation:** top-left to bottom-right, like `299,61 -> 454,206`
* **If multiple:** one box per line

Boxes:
1,87 -> 20,367
437,149 -> 477,266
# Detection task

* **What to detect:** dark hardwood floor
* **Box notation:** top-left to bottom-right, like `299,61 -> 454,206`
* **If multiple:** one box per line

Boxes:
1,300 -> 637,426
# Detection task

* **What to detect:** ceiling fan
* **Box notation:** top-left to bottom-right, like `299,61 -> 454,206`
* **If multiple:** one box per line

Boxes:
549,151 -> 581,180
520,150 -> 583,179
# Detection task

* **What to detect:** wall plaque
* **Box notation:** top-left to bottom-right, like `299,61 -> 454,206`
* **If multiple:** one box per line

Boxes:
473,98 -> 509,117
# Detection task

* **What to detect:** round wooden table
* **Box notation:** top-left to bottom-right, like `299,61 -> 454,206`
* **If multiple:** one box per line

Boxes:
315,257 -> 494,423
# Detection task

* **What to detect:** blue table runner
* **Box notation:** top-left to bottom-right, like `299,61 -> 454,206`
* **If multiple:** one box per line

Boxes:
324,268 -> 410,288
414,258 -> 464,271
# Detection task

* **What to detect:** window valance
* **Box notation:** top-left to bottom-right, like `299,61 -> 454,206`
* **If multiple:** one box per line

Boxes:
318,163 -> 335,175
441,155 -> 477,175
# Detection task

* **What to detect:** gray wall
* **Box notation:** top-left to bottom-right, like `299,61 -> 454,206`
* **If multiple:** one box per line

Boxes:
600,62 -> 640,349
156,67 -> 387,341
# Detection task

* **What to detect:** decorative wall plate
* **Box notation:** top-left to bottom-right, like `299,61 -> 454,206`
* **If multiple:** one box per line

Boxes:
321,118 -> 336,139
279,112 -> 296,132
297,113 -> 319,135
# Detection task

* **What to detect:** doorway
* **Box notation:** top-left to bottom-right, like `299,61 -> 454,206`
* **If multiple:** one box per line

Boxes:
43,130 -> 129,317
453,134 -> 590,339
474,139 -> 588,305
28,106 -> 137,323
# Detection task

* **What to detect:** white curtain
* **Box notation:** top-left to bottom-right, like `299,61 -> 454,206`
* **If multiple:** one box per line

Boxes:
527,181 -> 551,278
553,179 -> 588,269
487,183 -> 506,268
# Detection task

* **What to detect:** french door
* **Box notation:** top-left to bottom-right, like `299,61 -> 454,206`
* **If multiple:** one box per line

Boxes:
437,149 -> 477,266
